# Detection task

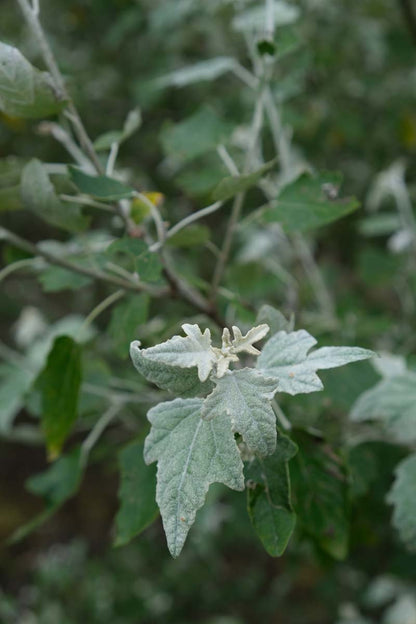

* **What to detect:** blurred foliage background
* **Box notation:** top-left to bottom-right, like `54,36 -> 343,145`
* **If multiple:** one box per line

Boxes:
1,0 -> 416,622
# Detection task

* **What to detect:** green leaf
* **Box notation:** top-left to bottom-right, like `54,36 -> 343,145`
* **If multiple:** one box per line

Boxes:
106,237 -> 163,283
246,432 -> 298,556
35,336 -> 82,458
161,106 -> 234,163
202,368 -> 279,456
139,324 -> 217,382
167,224 -> 210,248
256,305 -> 294,335
291,433 -> 349,559
130,340 -> 213,397
155,57 -> 236,89
144,397 -> 244,557
0,41 -> 65,119
387,453 -> 416,552
21,159 -> 89,232
351,373 -> 416,445
212,160 -> 276,202
114,440 -> 159,547
108,294 -> 149,358
38,265 -> 92,292
68,166 -> 135,201
257,330 -> 374,395
8,448 -> 83,544
262,172 -> 360,232
93,108 -> 141,151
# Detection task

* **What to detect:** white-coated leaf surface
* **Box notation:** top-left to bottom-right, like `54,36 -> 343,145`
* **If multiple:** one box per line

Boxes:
202,368 -> 279,456
144,398 -> 244,557
140,324 -> 217,382
130,340 -> 213,397
387,453 -> 416,552
257,330 -> 374,395
350,373 -> 416,445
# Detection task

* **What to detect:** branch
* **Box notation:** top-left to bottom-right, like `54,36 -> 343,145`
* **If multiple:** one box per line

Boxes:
16,0 -> 103,175
0,227 -> 167,298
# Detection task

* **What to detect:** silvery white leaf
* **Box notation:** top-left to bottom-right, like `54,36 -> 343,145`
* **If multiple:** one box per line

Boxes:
140,323 -> 217,382
130,340 -> 213,397
231,324 -> 270,355
232,1 -> 300,32
372,353 -> 407,379
144,398 -> 244,557
201,368 -> 279,456
257,330 -> 374,395
350,373 -> 416,445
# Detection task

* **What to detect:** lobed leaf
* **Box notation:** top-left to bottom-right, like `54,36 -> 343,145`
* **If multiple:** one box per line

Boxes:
257,330 -> 374,395
130,340 -> 213,397
201,368 -> 279,456
140,324 -> 217,382
144,397 -> 244,557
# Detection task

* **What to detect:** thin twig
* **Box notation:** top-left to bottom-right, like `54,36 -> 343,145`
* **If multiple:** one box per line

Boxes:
210,88 -> 266,300
16,0 -> 103,175
80,402 -> 122,469
81,289 -> 125,332
106,142 -> 119,177
0,258 -> 39,283
0,227 -> 167,298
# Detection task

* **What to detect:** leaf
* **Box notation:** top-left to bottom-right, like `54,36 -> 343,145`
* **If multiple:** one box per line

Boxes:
212,160 -> 276,202
350,373 -> 416,445
232,1 -> 300,32
0,41 -> 65,119
108,294 -> 149,358
106,237 -> 163,283
167,224 -> 210,248
291,432 -> 349,559
387,454 -> 416,552
0,185 -> 23,212
256,305 -> 294,335
21,159 -> 89,232
201,368 -> 279,456
8,448 -> 83,544
161,106 -> 234,163
38,265 -> 92,292
155,57 -> 236,88
35,336 -> 82,458
246,432 -> 298,556
68,166 -> 135,201
262,172 -> 360,232
144,397 -> 244,557
114,440 -> 159,547
130,340 -> 213,397
93,108 -> 141,151
140,324 -> 217,382
257,330 -> 374,395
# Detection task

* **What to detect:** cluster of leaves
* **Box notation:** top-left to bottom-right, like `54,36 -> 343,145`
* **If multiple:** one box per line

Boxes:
0,0 -> 415,609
